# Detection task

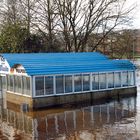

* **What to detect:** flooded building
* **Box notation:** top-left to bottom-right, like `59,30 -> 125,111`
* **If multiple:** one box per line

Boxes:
0,52 -> 137,110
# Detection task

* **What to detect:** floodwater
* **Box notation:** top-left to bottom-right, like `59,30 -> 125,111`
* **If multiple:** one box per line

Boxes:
1,73 -> 140,140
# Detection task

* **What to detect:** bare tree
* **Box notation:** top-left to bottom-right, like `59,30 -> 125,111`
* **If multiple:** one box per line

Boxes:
54,0 -> 135,52
92,29 -> 134,59
30,0 -> 61,51
0,0 -> 22,24
110,30 -> 134,59
17,0 -> 38,36
0,0 -> 136,53
0,0 -> 36,31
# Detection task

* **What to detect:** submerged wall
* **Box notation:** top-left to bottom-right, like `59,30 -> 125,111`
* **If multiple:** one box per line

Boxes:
6,87 -> 137,110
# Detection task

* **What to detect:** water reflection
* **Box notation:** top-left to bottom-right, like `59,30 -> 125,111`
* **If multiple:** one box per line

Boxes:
0,105 -> 32,140
0,96 -> 138,140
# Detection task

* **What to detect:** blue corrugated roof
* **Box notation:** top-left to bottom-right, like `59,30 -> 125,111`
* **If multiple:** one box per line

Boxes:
2,52 -> 136,76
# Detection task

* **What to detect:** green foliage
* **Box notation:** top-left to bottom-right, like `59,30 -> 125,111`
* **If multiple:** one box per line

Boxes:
0,23 -> 48,53
0,22 -> 29,52
0,22 -> 62,53
23,34 -> 45,53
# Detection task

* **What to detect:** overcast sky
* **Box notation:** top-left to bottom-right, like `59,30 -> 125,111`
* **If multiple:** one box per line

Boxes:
128,0 -> 140,29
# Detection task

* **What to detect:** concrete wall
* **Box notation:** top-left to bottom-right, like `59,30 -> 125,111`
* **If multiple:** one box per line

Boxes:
32,87 -> 137,109
6,87 -> 137,110
6,92 -> 33,111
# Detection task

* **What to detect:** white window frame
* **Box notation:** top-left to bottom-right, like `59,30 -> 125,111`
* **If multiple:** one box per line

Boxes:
33,70 -> 136,97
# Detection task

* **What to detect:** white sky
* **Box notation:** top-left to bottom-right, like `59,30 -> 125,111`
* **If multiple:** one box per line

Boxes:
127,0 -> 140,29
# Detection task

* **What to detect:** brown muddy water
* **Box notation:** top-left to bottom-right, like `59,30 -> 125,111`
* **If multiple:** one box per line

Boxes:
1,72 -> 140,140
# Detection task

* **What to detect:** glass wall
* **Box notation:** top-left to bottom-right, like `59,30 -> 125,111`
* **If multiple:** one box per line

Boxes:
16,76 -> 22,93
83,74 -> 90,91
45,76 -> 53,95
74,74 -> 82,92
56,75 -> 64,94
0,77 -> 1,90
35,76 -> 44,96
4,70 -> 135,97
26,77 -> 31,96
114,72 -> 121,88
10,75 -> 14,92
122,72 -> 128,87
7,75 -> 10,91
128,71 -> 134,86
65,75 -> 72,93
20,76 -> 31,95
22,76 -> 27,94
34,71 -> 135,96
14,76 -> 18,93
6,75 -> 31,96
2,76 -> 6,90
108,73 -> 114,88
99,73 -> 106,89
14,75 -> 23,93
92,74 -> 99,90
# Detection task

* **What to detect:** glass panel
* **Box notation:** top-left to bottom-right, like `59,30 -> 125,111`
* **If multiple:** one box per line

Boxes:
122,72 -> 128,87
92,74 -> 99,90
99,73 -> 106,89
7,75 -> 10,91
83,74 -> 90,91
108,73 -> 114,88
65,75 -> 72,93
45,76 -> 53,95
74,74 -> 82,92
14,76 -> 18,93
2,76 -> 6,90
114,72 -> 121,88
17,76 -> 22,93
0,77 -> 1,91
26,77 -> 31,96
35,77 -> 44,96
10,75 -> 14,91
22,76 -> 27,94
128,71 -> 134,86
56,75 -> 64,94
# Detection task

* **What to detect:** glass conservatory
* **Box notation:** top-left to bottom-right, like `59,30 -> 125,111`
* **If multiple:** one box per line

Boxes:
0,52 -> 136,101
0,71 -> 135,98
